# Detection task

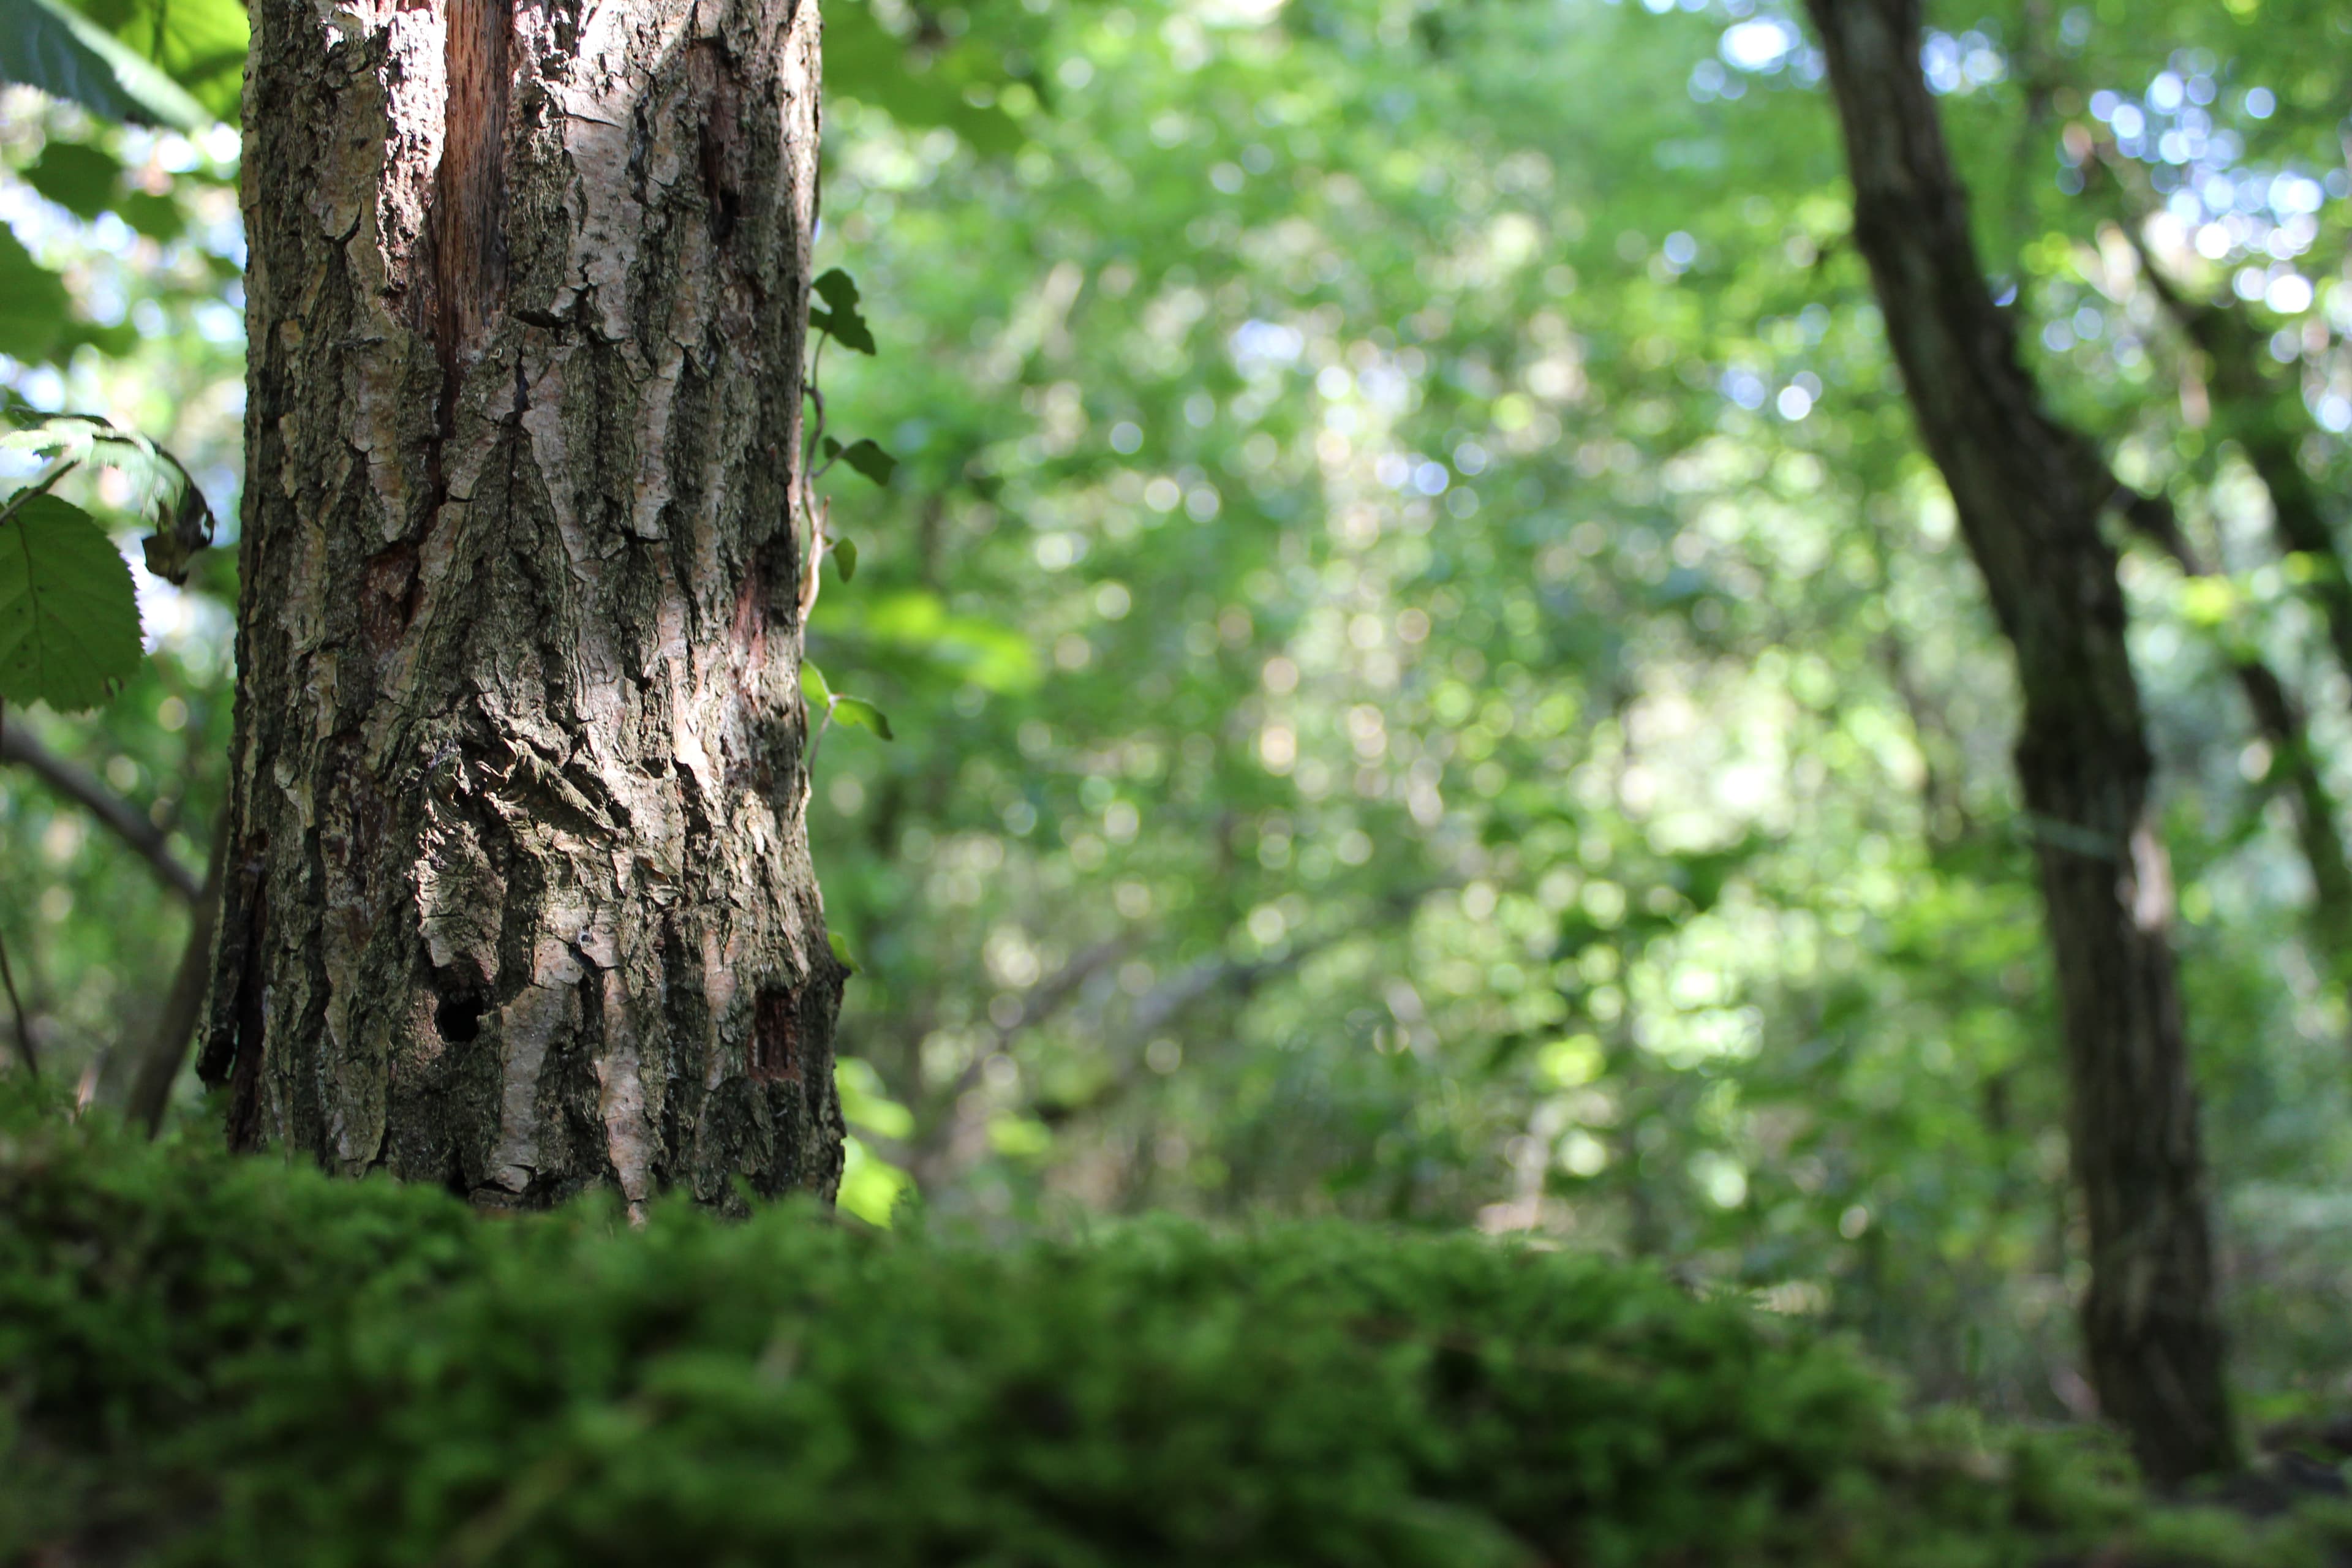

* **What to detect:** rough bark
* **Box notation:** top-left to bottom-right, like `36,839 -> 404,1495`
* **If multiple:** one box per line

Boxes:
202,0 -> 846,1212
1806,0 -> 2237,1482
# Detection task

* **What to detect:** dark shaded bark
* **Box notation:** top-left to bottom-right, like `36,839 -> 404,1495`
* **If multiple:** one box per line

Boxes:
205,0 -> 844,1211
1805,0 -> 2236,1482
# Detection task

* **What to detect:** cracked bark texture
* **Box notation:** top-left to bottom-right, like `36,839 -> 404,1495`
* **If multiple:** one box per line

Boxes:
202,0 -> 845,1212
1806,0 -> 2236,1483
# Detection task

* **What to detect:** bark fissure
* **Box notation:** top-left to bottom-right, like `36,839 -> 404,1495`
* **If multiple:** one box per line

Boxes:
209,0 -> 843,1213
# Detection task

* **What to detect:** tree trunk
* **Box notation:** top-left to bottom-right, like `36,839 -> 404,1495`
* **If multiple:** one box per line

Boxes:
1804,0 -> 2237,1483
200,0 -> 846,1213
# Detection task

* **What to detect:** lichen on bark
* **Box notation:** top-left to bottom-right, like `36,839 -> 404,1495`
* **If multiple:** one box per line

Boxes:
203,0 -> 846,1212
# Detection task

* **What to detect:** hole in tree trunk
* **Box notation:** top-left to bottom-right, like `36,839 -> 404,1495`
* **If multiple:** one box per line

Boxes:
431,967 -> 488,1043
434,994 -> 485,1043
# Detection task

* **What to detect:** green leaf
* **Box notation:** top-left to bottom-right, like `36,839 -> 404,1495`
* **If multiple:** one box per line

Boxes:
801,660 -> 834,710
0,493 -> 143,712
0,0 -> 210,127
118,189 -> 185,242
0,228 -> 70,364
23,140 -> 125,221
810,268 -> 877,355
827,930 -> 862,977
832,696 -> 895,741
833,535 -> 859,582
839,438 -> 897,487
66,0 -> 244,119
823,0 -> 1024,157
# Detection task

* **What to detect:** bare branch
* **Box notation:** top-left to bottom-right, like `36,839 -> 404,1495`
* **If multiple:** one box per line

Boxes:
0,725 -> 202,902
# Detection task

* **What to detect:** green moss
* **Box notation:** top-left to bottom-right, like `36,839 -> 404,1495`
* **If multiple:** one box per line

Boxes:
0,1088 -> 2340,1567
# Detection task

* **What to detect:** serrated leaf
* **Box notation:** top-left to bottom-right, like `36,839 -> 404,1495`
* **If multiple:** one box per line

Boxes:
0,0 -> 210,127
810,268 -> 877,355
833,536 -> 858,582
0,493 -> 143,711
832,695 -> 895,741
839,438 -> 896,487
801,660 -> 834,710
23,140 -> 124,220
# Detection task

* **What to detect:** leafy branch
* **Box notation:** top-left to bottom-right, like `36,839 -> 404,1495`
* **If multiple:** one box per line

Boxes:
1,402 -> 215,714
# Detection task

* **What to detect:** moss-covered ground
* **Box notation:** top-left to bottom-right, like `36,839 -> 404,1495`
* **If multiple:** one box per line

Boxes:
3,1087 -> 2348,1567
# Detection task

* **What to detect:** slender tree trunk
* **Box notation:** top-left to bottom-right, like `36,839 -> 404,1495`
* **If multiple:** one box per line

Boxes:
202,0 -> 846,1211
1805,0 -> 2237,1482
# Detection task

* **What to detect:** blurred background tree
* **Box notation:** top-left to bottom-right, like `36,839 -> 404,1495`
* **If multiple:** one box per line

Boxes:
6,0 -> 2351,1439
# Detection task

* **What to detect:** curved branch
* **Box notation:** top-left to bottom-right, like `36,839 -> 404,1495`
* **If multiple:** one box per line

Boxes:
0,725 -> 202,902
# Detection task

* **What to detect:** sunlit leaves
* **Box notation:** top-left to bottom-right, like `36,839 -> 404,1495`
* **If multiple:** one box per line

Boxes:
802,659 -> 895,742
64,0 -> 245,120
832,696 -> 894,741
0,493 -> 143,711
0,0 -> 209,127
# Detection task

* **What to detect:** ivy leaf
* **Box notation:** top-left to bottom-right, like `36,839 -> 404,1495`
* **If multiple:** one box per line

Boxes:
810,268 -> 877,355
0,493 -> 143,712
839,438 -> 897,487
832,696 -> 895,741
0,0 -> 211,128
833,535 -> 859,582
801,660 -> 834,710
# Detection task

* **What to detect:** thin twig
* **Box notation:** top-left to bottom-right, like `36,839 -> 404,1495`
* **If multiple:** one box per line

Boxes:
0,925 -> 33,1079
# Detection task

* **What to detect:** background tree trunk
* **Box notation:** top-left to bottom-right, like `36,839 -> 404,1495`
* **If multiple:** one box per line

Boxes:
1804,0 -> 2237,1482
202,0 -> 845,1211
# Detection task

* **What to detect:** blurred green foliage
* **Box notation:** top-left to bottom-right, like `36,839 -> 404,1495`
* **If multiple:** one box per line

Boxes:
6,0 -> 2352,1450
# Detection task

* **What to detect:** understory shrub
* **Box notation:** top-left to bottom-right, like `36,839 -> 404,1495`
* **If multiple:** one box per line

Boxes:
2,1086 -> 2347,1567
